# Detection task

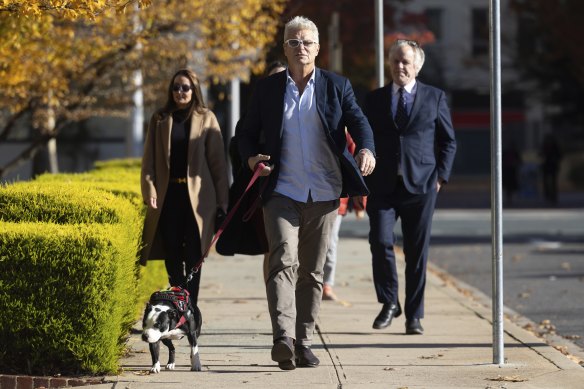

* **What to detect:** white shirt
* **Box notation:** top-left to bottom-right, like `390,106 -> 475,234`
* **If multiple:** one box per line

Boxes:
274,70 -> 342,203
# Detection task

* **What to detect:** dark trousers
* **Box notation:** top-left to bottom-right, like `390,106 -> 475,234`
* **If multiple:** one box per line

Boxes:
367,179 -> 437,319
159,183 -> 202,305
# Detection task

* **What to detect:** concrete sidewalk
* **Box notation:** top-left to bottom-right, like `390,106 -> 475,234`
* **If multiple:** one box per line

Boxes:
103,235 -> 584,388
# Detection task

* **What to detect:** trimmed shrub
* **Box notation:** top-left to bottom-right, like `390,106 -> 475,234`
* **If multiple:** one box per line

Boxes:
0,176 -> 143,375
0,221 -> 139,375
93,158 -> 142,171
34,173 -> 142,208
0,182 -> 135,225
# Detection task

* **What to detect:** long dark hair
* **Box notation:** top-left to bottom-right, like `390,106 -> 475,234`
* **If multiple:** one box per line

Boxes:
160,68 -> 207,119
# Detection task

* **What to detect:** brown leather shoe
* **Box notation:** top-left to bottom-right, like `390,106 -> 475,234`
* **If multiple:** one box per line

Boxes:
295,346 -> 320,367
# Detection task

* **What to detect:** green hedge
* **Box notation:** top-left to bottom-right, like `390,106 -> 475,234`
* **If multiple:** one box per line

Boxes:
0,159 -> 148,375
0,221 -> 139,375
0,182 -> 135,225
34,172 -> 143,208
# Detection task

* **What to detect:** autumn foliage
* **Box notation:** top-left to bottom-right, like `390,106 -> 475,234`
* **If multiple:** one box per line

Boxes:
0,0 -> 286,177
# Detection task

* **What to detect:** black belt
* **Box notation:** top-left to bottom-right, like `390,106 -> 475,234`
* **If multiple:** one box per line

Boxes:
169,177 -> 187,184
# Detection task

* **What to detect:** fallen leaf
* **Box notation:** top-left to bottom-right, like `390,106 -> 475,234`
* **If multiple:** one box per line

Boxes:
486,375 -> 527,382
561,262 -> 572,271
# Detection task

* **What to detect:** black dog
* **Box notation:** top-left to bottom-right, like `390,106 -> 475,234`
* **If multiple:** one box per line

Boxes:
141,287 -> 202,373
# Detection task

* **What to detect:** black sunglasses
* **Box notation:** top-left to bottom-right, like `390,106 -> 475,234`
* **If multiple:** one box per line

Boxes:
172,84 -> 192,92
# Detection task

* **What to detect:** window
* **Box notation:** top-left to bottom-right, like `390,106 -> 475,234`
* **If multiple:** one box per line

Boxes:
472,8 -> 488,56
425,8 -> 443,41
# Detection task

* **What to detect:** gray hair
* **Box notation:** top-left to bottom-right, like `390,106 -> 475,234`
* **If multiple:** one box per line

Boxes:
389,40 -> 425,75
284,16 -> 319,42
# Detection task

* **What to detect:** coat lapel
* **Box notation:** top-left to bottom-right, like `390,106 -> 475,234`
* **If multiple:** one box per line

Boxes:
274,72 -> 287,138
314,68 -> 328,131
407,81 -> 425,128
188,112 -> 203,167
384,84 -> 397,131
160,115 -> 172,169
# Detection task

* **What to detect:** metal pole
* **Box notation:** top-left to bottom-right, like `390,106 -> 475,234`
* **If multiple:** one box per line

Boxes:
489,0 -> 504,365
130,68 -> 144,157
228,78 -> 240,184
129,3 -> 144,157
374,0 -> 384,88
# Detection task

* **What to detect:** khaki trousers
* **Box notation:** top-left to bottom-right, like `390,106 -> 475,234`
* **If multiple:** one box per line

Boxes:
263,193 -> 339,347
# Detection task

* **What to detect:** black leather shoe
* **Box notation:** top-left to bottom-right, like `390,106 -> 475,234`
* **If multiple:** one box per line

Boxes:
271,336 -> 295,366
372,303 -> 402,329
295,346 -> 320,367
405,318 -> 424,335
278,360 -> 296,370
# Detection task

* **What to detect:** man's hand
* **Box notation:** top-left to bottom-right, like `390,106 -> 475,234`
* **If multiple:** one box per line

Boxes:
436,178 -> 445,192
355,149 -> 376,176
247,154 -> 273,176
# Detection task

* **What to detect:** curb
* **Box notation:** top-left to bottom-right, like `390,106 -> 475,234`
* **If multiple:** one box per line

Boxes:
0,374 -> 106,389
427,261 -> 584,370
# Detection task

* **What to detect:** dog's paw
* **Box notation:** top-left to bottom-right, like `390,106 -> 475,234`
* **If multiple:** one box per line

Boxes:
150,362 -> 161,374
166,362 -> 176,370
191,353 -> 202,371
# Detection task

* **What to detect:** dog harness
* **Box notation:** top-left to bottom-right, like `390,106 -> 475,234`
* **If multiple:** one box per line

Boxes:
149,286 -> 191,329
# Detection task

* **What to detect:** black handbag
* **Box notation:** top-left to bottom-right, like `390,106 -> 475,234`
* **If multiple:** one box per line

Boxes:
215,168 -> 268,256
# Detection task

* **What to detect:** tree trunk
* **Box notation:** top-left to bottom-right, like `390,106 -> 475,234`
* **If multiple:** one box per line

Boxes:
32,103 -> 58,178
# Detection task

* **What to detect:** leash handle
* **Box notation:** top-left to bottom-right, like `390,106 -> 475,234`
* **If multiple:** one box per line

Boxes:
185,162 -> 267,282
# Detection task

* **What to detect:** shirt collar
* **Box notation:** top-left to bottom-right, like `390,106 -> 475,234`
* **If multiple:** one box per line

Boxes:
286,68 -> 316,86
392,79 -> 416,94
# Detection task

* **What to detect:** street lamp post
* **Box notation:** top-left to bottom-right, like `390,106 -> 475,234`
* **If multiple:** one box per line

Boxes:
489,0 -> 504,366
374,0 -> 384,88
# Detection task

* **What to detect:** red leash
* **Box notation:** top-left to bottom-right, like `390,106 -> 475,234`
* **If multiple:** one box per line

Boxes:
184,162 -> 266,283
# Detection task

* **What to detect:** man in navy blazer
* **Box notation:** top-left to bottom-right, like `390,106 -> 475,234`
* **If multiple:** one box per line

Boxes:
239,16 -> 375,370
364,40 -> 456,335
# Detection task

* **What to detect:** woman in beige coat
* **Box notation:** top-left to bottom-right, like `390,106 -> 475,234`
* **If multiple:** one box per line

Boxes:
140,68 -> 229,305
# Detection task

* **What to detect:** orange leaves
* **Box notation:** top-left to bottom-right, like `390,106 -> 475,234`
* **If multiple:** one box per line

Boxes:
0,0 -> 285,120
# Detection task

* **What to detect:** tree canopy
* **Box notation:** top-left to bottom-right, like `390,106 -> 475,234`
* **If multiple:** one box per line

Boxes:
0,0 -> 286,177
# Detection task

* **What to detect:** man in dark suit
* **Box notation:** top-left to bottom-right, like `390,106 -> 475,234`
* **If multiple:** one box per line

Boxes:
239,16 -> 375,370
364,40 -> 456,335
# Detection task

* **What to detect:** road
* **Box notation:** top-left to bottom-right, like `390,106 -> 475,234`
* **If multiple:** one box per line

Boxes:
340,208 -> 584,352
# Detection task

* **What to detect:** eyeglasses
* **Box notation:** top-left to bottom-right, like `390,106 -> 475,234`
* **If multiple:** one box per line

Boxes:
396,39 -> 419,48
285,39 -> 318,48
172,84 -> 192,93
